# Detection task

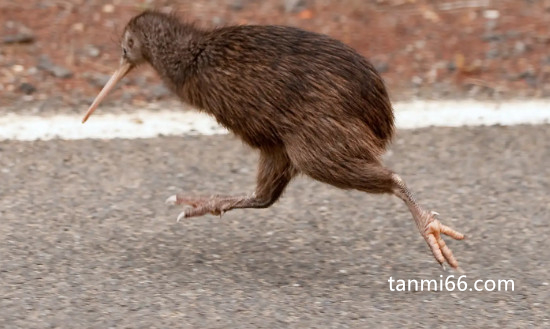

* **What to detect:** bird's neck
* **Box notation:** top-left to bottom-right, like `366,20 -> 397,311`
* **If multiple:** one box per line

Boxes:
142,24 -> 205,88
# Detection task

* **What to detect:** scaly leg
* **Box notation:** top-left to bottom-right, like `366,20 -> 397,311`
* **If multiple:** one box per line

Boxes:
166,147 -> 297,221
391,174 -> 465,269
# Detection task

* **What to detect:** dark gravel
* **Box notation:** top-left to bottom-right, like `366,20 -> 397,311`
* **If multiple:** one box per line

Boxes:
3,1 -> 550,111
0,125 -> 549,328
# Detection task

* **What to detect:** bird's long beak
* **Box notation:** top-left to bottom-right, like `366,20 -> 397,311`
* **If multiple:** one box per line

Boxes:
81,61 -> 133,123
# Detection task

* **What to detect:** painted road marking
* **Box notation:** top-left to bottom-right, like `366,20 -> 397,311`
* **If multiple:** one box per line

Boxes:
0,100 -> 548,141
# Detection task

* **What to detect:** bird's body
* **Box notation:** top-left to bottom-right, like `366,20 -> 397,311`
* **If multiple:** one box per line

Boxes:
83,11 -> 465,269
131,15 -> 393,153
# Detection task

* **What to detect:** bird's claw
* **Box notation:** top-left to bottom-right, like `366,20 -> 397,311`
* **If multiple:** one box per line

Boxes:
166,194 -> 226,221
421,211 -> 465,270
176,210 -> 188,222
165,195 -> 178,206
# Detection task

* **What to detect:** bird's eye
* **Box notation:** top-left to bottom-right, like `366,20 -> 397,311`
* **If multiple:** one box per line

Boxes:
128,38 -> 134,48
123,48 -> 128,56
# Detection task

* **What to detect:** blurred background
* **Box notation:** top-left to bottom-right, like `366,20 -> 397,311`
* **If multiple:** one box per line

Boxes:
1,0 -> 550,112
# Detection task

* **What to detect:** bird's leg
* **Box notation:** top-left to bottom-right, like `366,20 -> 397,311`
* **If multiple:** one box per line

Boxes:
166,193 -> 266,221
166,147 -> 296,221
391,174 -> 465,269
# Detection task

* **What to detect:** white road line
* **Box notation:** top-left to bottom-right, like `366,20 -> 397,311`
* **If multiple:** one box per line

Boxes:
0,100 -> 549,141
394,100 -> 550,129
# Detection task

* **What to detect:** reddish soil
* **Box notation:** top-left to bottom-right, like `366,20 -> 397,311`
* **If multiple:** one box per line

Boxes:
1,0 -> 550,111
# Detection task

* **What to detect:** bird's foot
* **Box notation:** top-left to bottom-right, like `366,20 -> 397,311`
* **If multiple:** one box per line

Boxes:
418,210 -> 465,270
165,194 -> 231,221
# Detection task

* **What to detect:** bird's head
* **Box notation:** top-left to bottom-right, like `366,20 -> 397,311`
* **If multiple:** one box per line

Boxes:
120,26 -> 146,67
82,11 -> 176,123
81,28 -> 144,123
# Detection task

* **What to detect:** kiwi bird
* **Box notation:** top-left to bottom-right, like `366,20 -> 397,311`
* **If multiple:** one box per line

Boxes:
82,10 -> 465,269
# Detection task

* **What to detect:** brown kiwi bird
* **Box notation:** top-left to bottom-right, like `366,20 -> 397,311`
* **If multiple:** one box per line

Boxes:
82,10 -> 465,269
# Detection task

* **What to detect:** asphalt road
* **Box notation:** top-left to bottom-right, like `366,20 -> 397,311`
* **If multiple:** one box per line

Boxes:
1,124 -> 549,328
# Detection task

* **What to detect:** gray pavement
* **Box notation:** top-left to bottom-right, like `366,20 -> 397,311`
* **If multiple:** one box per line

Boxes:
1,125 -> 549,328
